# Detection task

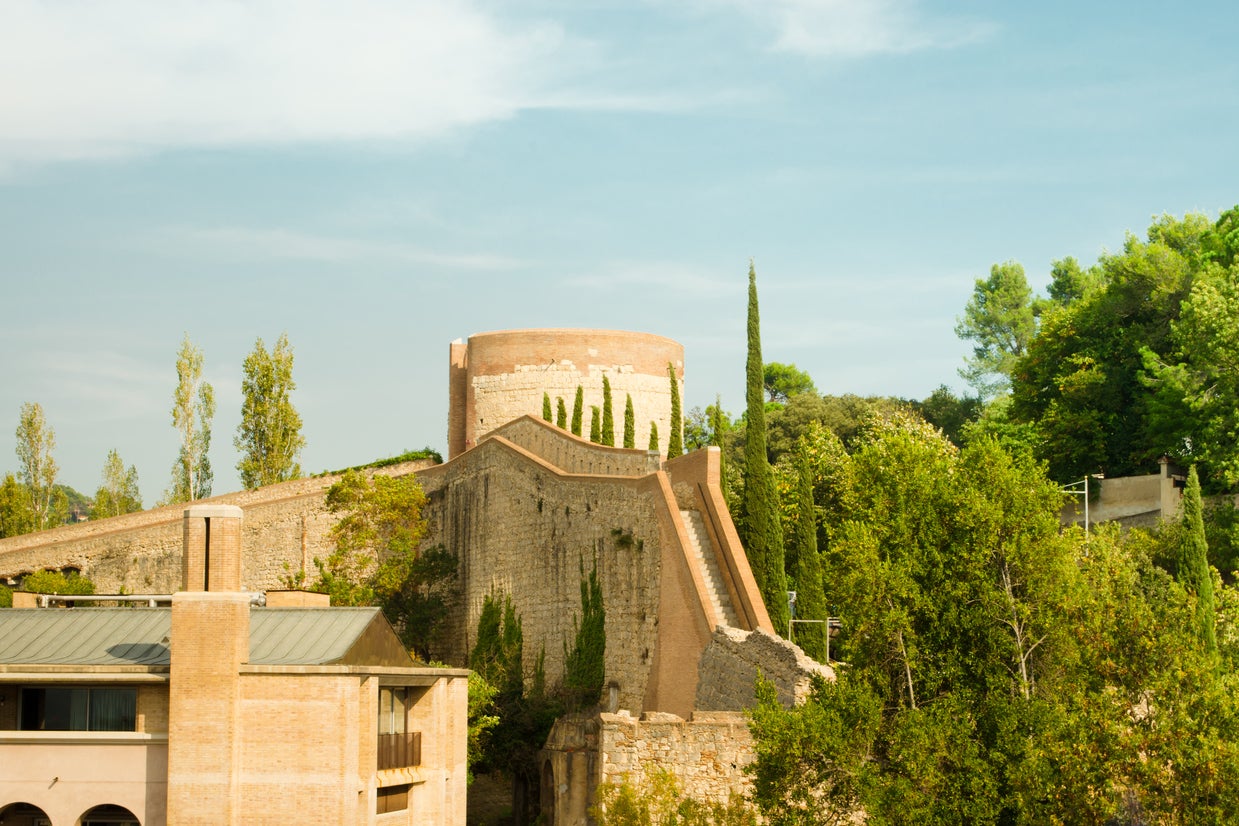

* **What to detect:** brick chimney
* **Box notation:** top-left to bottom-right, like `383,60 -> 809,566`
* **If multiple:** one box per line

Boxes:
167,504 -> 249,825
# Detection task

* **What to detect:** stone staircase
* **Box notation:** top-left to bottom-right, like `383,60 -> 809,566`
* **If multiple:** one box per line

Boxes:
680,509 -> 739,628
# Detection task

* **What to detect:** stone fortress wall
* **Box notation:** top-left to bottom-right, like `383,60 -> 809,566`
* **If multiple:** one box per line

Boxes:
449,329 -> 684,460
0,460 -> 434,594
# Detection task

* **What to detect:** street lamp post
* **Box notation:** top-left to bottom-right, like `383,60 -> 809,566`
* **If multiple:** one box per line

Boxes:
1061,473 -> 1104,536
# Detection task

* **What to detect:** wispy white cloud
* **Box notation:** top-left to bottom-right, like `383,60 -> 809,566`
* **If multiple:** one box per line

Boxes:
562,261 -> 744,293
151,226 -> 526,270
693,0 -> 996,58
0,0 -> 649,170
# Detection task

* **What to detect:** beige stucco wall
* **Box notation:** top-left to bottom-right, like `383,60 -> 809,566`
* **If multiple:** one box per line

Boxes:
0,736 -> 168,826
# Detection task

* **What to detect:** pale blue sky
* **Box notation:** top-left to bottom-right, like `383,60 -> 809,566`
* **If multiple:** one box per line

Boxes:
2,0 -> 1237,502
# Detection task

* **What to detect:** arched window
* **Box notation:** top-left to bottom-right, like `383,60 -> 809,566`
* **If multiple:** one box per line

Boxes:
78,804 -> 139,826
0,801 -> 52,826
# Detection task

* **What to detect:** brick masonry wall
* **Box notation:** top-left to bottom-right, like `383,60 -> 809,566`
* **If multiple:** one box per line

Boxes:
0,460 -> 432,594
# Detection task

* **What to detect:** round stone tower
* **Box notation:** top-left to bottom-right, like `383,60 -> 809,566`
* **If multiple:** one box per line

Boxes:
448,329 -> 684,459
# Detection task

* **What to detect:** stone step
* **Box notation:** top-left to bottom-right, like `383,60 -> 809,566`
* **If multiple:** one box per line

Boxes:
679,509 -> 739,627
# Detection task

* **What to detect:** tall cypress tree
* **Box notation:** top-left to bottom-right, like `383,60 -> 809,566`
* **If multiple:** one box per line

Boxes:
542,392 -> 553,422
1180,466 -> 1217,653
556,397 -> 568,429
623,395 -> 635,449
648,421 -> 659,452
601,376 -> 615,447
589,406 -> 601,443
667,363 -> 683,458
788,441 -> 826,660
571,386 -> 584,436
742,262 -> 789,632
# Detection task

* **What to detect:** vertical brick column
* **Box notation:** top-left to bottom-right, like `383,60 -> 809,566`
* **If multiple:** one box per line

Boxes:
166,590 -> 250,825
182,505 -> 244,592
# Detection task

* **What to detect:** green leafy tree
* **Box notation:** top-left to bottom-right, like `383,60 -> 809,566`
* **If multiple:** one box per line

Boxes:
21,570 -> 95,596
763,362 -> 816,404
470,594 -> 561,825
601,376 -> 615,446
914,385 -> 981,447
542,392 -> 553,422
667,363 -> 683,458
91,449 -> 142,519
571,386 -> 584,437
314,470 -> 456,660
780,441 -> 826,660
15,402 -> 67,530
955,260 -> 1037,398
648,421 -> 659,452
556,397 -> 568,429
1142,257 -> 1239,487
1011,213 -> 1209,481
0,473 -> 32,538
623,394 -> 635,448
165,334 -> 215,503
741,263 -> 789,632
236,332 -> 305,489
589,406 -> 601,444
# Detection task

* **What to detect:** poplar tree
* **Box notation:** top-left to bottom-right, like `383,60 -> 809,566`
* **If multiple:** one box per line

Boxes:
742,262 -> 789,632
601,376 -> 615,446
15,402 -> 66,530
556,397 -> 568,429
667,364 -> 683,458
542,392 -> 553,422
623,395 -> 635,448
589,406 -> 601,444
0,473 -> 33,538
166,335 -> 214,503
571,386 -> 584,436
235,332 -> 305,489
1179,466 -> 1216,652
648,422 -> 659,452
92,448 -> 142,519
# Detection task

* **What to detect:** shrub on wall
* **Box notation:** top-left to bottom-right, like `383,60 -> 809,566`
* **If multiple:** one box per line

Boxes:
590,407 -> 602,444
591,768 -> 756,826
557,397 -> 568,429
542,392 -> 553,422
649,421 -> 659,452
563,562 -> 606,711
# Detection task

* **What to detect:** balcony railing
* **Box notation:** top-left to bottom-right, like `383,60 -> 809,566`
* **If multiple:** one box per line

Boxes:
378,731 -> 422,770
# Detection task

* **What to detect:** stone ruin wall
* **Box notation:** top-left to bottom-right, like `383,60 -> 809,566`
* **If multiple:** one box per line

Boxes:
0,461 -> 433,594
450,329 -> 684,459
418,437 -> 669,713
542,710 -> 755,822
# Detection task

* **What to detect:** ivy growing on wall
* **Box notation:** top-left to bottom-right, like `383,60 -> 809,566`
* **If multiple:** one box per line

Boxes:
563,561 -> 606,711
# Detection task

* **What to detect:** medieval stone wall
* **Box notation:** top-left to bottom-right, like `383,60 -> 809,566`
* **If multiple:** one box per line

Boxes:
448,329 -> 684,459
0,461 -> 433,594
419,436 -> 668,713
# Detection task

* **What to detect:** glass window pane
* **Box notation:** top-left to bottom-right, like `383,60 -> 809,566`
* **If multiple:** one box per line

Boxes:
90,688 -> 136,731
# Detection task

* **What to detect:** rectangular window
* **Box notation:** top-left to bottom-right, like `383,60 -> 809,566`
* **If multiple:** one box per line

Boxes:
378,687 -> 408,735
20,687 -> 136,732
376,783 -> 410,814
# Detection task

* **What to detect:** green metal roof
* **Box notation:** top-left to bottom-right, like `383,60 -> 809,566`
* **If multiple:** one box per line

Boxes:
0,606 -> 412,668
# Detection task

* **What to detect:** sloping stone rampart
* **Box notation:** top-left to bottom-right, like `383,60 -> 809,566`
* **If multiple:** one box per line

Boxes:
0,461 -> 433,594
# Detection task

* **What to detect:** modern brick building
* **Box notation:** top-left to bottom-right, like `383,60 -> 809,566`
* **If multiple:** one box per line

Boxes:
0,505 -> 468,826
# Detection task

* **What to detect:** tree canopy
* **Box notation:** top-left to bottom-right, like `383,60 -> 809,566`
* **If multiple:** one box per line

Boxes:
236,332 -> 305,489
